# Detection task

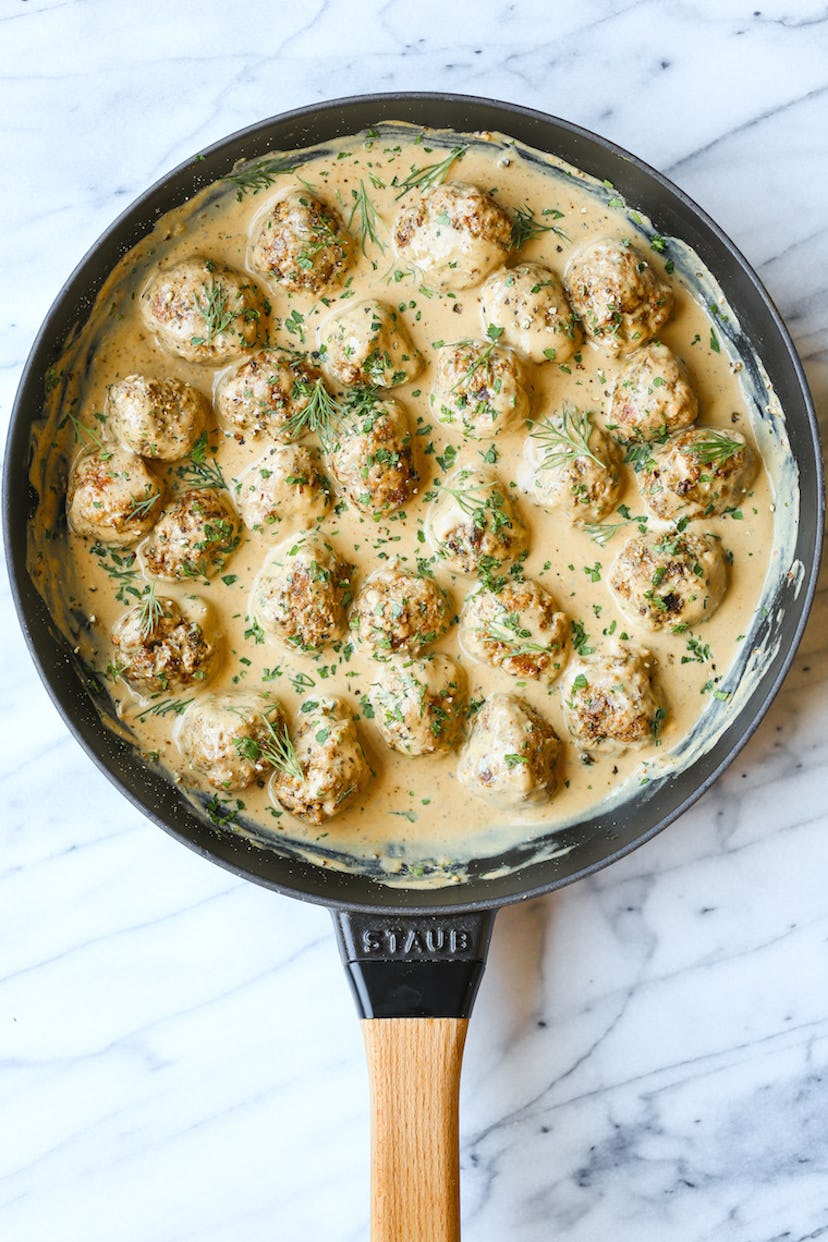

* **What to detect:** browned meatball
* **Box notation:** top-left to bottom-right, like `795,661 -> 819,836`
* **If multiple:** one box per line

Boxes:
430,340 -> 530,439
143,489 -> 240,581
565,239 -> 673,355
609,530 -> 728,631
459,578 -> 569,683
393,181 -> 511,290
248,189 -> 351,294
111,594 -> 220,696
562,644 -> 663,751
426,466 -> 529,577
142,257 -> 266,365
233,444 -> 331,534
105,375 -> 207,461
607,343 -> 698,442
269,697 -> 369,825
329,396 -> 417,514
176,695 -> 284,791
67,446 -> 163,546
519,406 -> 623,524
479,262 -> 581,364
317,299 -> 422,390
214,348 -> 321,441
350,564 -> 452,658
368,654 -> 466,756
252,534 -> 353,652
637,427 -> 757,520
457,694 -> 561,809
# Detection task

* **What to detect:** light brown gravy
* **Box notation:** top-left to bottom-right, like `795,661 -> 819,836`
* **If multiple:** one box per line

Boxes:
30,124 -> 794,887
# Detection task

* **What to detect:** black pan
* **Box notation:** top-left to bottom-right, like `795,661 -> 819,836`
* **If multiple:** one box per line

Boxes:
4,93 -> 823,1240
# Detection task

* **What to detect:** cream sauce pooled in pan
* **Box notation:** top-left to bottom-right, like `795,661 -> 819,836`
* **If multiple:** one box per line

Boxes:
29,123 -> 790,886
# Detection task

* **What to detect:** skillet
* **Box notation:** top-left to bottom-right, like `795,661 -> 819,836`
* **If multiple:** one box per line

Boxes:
4,92 -> 823,1240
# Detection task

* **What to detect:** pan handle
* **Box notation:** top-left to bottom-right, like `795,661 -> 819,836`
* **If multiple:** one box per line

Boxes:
333,909 -> 495,1241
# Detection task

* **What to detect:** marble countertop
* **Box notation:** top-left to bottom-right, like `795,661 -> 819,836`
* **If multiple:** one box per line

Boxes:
1,2 -> 826,1239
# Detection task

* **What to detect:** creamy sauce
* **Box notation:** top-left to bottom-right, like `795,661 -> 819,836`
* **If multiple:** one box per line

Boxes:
29,124 -> 792,887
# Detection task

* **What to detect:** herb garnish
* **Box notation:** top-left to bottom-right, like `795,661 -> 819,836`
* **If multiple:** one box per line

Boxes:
349,179 -> 385,255
510,204 -> 568,249
224,154 -> 301,200
686,430 -> 742,466
394,145 -> 467,198
191,278 -> 237,346
260,715 -> 304,781
530,404 -> 606,472
177,431 -> 227,490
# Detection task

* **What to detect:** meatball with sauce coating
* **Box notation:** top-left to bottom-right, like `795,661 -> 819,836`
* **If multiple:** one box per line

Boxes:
143,489 -> 240,581
459,578 -> 569,683
609,530 -> 728,631
67,446 -> 163,546
431,340 -> 530,439
607,343 -> 698,443
562,643 -> 663,751
234,443 -> 331,534
426,466 -> 529,577
142,257 -> 265,365
111,594 -> 220,697
269,697 -> 369,825
480,262 -> 581,364
637,426 -> 757,521
176,695 -> 284,791
565,239 -> 673,355
368,654 -> 466,757
249,188 -> 350,294
329,395 -> 417,514
458,694 -> 561,810
214,348 -> 321,441
317,299 -> 422,391
350,564 -> 451,658
518,406 -> 623,524
252,533 -> 352,652
393,181 -> 511,290
105,375 -> 207,462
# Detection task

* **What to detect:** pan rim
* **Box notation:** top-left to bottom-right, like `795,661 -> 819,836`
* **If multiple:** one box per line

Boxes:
4,91 -> 824,916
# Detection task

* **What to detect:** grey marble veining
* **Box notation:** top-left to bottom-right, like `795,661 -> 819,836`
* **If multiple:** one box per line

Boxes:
1,2 -> 827,1239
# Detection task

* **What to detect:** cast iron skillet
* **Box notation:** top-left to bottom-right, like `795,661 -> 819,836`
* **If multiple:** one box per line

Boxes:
5,93 -> 823,1240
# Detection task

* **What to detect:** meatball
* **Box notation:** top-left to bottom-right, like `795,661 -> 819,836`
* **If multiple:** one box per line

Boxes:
637,427 -> 757,521
176,695 -> 284,791
252,534 -> 352,651
105,375 -> 207,462
67,446 -> 163,546
368,654 -> 466,756
518,406 -> 623,524
248,188 -> 350,294
317,299 -> 422,390
607,343 -> 698,442
393,181 -> 511,290
329,396 -> 417,514
457,694 -> 561,810
564,239 -> 673,355
479,263 -> 581,364
111,594 -> 220,696
609,530 -> 728,631
350,564 -> 451,657
426,466 -> 529,577
214,348 -> 321,441
430,340 -> 530,439
562,644 -> 663,751
269,697 -> 369,825
233,444 -> 331,534
142,257 -> 265,365
459,578 -> 569,683
142,489 -> 240,581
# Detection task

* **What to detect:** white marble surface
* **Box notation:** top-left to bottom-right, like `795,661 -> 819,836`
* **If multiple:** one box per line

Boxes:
1,2 -> 827,1239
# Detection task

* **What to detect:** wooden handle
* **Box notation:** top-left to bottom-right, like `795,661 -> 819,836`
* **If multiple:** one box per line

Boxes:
362,1017 -> 469,1242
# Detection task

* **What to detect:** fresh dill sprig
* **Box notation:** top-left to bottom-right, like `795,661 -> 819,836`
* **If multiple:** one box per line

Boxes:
288,377 -> 344,448
441,473 -> 512,532
59,410 -> 112,459
394,145 -> 467,199
128,487 -> 162,520
584,505 -> 649,547
134,696 -> 194,722
686,430 -> 743,466
510,204 -> 568,250
482,612 -> 550,657
530,405 -> 607,472
224,154 -> 301,200
90,544 -> 140,604
191,278 -> 237,346
177,431 -> 227,490
137,581 -> 163,639
260,714 -> 304,781
348,179 -> 385,255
